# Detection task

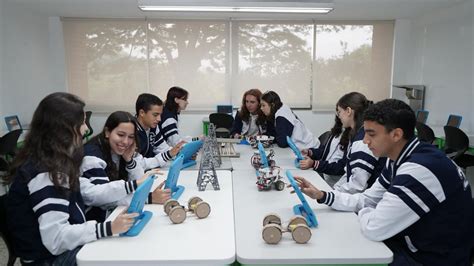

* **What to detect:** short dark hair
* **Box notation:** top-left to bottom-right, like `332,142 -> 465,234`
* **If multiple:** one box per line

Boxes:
165,86 -> 188,113
135,93 -> 163,116
363,99 -> 416,140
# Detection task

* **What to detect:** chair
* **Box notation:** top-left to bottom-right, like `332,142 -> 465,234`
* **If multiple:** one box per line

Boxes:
415,122 -> 435,144
0,129 -> 22,162
83,111 -> 93,140
0,194 -> 17,266
209,113 -> 234,138
318,131 -> 331,145
443,126 -> 469,160
446,114 -> 462,128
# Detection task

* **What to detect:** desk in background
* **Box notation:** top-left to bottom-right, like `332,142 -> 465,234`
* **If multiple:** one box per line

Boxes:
76,170 -> 235,266
233,169 -> 393,266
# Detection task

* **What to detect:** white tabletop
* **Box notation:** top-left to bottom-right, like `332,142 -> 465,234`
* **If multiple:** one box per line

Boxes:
233,169 -> 393,265
76,170 -> 235,266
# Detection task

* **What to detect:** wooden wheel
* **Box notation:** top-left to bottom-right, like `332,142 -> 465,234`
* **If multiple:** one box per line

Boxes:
291,224 -> 311,244
287,215 -> 307,230
194,201 -> 211,219
164,199 -> 180,215
262,224 -> 282,244
169,207 -> 187,224
262,213 -> 281,226
187,196 -> 203,210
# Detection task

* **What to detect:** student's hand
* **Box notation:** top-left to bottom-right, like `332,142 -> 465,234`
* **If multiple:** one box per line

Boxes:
299,158 -> 314,170
290,176 -> 324,200
151,181 -> 171,204
233,133 -> 241,139
301,149 -> 312,157
136,169 -> 162,186
111,210 -> 139,235
170,141 -> 185,157
122,142 -> 137,162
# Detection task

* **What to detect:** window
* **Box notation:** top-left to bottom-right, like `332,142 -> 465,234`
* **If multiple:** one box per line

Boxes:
63,19 -> 394,112
312,22 -> 394,110
147,20 -> 228,110
233,22 -> 313,108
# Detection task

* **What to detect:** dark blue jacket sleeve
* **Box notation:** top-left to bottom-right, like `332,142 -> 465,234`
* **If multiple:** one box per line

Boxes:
309,146 -> 324,160
316,155 -> 347,176
230,112 -> 243,136
264,119 -> 276,137
275,117 -> 294,148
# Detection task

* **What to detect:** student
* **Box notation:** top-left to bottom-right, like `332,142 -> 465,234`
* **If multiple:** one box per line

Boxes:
82,111 -> 170,222
331,92 -> 382,193
5,92 -> 139,265
231,88 -> 274,138
260,90 -> 318,149
135,93 -> 183,170
159,86 -> 190,147
299,115 -> 347,187
294,99 -> 473,266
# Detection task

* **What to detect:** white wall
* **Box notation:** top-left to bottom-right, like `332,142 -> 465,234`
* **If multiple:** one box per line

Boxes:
2,2 -> 68,132
393,0 -> 473,133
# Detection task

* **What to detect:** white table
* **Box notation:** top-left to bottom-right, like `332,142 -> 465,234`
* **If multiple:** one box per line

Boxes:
76,170 -> 235,266
231,144 -> 301,170
233,169 -> 393,265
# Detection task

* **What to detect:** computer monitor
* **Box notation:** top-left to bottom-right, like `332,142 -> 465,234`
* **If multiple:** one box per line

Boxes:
446,114 -> 462,128
121,175 -> 155,237
165,154 -> 185,199
416,110 -> 429,124
177,140 -> 203,169
217,105 -> 233,114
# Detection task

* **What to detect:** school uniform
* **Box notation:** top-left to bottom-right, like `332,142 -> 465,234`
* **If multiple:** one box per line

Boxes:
6,159 -> 134,263
317,137 -> 474,265
274,104 -> 319,149
159,108 -> 182,147
231,111 -> 272,137
81,142 -> 143,222
333,127 -> 383,193
308,134 -> 346,187
136,121 -> 173,170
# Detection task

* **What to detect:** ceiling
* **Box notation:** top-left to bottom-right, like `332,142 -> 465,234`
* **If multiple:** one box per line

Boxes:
4,0 -> 467,20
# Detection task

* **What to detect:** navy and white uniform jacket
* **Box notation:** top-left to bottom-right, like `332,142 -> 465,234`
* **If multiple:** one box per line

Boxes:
309,134 -> 346,176
159,108 -> 183,147
81,142 -> 143,222
318,138 -> 473,265
274,104 -> 319,149
136,121 -> 173,170
230,111 -> 275,137
6,159 -> 128,261
333,127 -> 382,193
